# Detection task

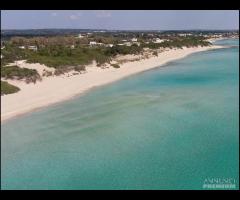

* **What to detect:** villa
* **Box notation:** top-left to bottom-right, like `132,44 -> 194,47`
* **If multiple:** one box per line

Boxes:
89,41 -> 104,46
131,38 -> 138,42
153,38 -> 164,43
123,42 -> 132,46
105,44 -> 114,47
77,34 -> 84,38
89,41 -> 97,45
28,46 -> 38,51
179,33 -> 193,37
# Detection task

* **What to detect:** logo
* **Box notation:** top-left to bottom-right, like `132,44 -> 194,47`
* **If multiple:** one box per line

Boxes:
203,177 -> 236,189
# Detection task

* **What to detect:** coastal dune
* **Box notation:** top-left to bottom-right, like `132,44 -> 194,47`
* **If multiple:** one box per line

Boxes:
1,45 -> 223,122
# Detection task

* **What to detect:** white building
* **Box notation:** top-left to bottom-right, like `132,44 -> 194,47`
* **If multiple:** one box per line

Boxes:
106,44 -> 114,47
70,45 -> 75,49
28,46 -> 38,51
131,38 -> 138,42
147,34 -> 154,37
153,38 -> 169,43
89,41 -> 97,45
19,46 -> 25,49
123,42 -> 132,46
153,38 -> 164,43
134,42 -> 141,46
77,34 -> 84,38
179,33 -> 192,37
89,42 -> 104,46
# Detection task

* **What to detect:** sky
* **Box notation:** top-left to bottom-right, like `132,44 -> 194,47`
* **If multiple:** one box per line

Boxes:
1,10 -> 239,30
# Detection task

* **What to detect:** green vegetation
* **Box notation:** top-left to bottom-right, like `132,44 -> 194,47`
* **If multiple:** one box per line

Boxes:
1,81 -> 20,95
52,65 -> 85,76
74,65 -> 86,72
1,66 -> 41,83
142,36 -> 211,50
104,44 -> 142,56
1,44 -> 28,65
53,66 -> 73,76
111,64 -> 120,68
25,46 -> 112,68
1,35 -> 211,74
3,44 -> 142,69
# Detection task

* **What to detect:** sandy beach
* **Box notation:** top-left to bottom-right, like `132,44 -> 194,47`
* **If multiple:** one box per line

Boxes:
1,45 -> 224,122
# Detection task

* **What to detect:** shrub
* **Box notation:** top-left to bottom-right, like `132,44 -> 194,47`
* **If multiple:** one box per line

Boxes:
54,66 -> 73,76
1,81 -> 20,95
111,64 -> 120,68
152,51 -> 158,56
1,65 -> 41,83
95,54 -> 111,66
74,65 -> 86,72
42,70 -> 53,77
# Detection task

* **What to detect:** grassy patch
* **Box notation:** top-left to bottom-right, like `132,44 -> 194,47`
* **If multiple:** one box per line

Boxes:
1,81 -> 20,95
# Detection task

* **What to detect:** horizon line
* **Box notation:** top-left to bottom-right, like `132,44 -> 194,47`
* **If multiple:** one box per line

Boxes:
2,28 -> 239,31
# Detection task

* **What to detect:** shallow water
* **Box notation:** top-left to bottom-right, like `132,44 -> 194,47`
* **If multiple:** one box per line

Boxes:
1,39 -> 239,189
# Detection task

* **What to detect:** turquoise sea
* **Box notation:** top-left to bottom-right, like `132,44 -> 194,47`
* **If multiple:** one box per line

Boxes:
1,39 -> 239,190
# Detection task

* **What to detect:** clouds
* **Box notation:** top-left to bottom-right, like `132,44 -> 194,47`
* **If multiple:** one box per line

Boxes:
50,11 -> 82,20
69,12 -> 82,20
51,12 -> 57,17
50,10 -> 112,21
68,11 -> 112,21
69,15 -> 78,20
95,10 -> 112,18
1,10 -> 239,30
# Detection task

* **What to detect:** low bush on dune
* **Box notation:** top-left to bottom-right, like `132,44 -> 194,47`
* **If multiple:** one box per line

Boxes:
152,51 -> 158,56
42,70 -> 53,77
111,64 -> 120,68
1,65 -> 42,84
54,66 -> 72,76
53,65 -> 86,76
1,81 -> 20,95
74,65 -> 86,72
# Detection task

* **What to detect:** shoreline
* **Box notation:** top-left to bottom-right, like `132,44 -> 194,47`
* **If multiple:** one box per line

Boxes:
1,45 -> 225,122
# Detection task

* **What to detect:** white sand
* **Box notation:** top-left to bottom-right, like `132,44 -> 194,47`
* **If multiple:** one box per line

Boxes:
1,45 -> 223,122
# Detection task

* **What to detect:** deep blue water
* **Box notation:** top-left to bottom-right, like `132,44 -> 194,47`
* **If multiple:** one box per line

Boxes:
1,39 -> 239,189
